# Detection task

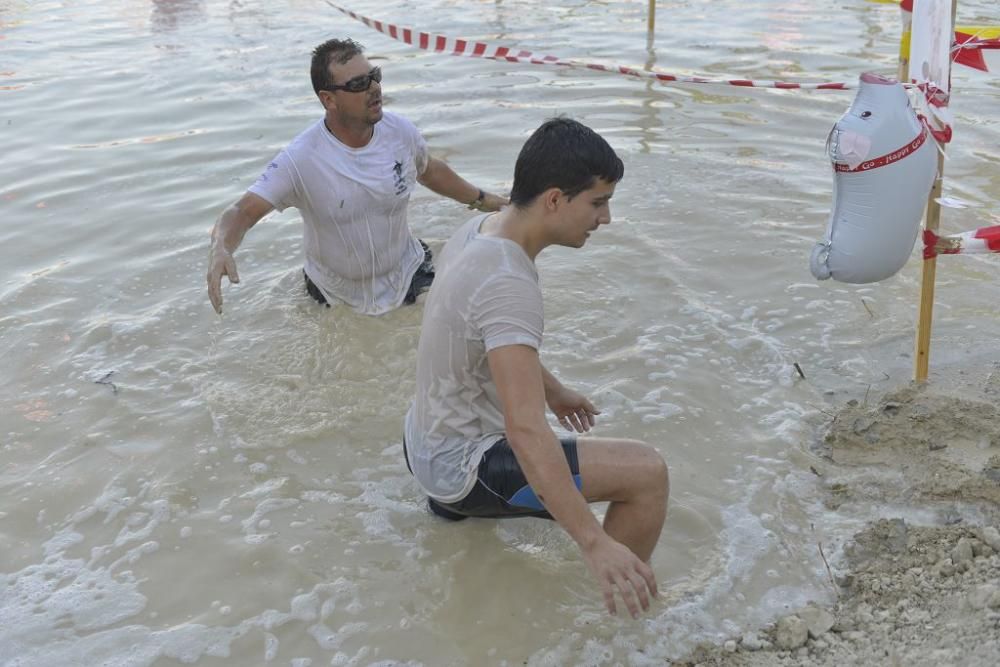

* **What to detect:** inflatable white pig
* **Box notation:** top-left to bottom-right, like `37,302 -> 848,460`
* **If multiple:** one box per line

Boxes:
810,72 -> 938,283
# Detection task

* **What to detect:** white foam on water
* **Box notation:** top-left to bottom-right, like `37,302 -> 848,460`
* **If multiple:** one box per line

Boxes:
239,497 -> 299,539
525,430 -> 839,663
0,473 -> 385,666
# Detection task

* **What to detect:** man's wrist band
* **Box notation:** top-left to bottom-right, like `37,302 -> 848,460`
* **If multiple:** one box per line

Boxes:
468,189 -> 486,211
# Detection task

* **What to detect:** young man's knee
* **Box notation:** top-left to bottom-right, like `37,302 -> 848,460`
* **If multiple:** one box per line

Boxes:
645,445 -> 669,496
622,439 -> 669,494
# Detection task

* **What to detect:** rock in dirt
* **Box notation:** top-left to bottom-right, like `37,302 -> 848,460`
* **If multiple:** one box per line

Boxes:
775,615 -> 809,650
981,526 -> 1000,552
798,605 -> 836,639
968,584 -> 1000,610
952,538 -> 975,565
740,632 -> 765,651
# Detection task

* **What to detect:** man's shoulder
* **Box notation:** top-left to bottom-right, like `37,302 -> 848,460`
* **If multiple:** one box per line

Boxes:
379,111 -> 423,140
440,231 -> 538,298
263,121 -> 324,166
446,215 -> 487,244
380,110 -> 416,128
439,215 -> 489,268
282,120 -> 326,154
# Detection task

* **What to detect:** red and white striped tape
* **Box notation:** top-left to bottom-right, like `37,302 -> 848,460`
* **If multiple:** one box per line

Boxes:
323,1 -> 857,91
923,226 -> 1000,258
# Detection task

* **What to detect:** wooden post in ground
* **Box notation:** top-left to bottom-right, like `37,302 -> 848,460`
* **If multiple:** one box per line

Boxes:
648,0 -> 656,36
913,0 -> 957,382
914,155 -> 947,381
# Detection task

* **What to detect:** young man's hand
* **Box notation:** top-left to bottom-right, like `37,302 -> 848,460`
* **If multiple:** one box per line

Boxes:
581,535 -> 658,618
546,386 -> 600,433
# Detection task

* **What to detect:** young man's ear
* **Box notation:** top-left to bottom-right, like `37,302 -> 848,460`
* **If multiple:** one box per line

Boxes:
542,187 -> 562,212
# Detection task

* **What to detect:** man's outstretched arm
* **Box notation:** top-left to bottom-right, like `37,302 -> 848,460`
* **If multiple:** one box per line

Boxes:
207,192 -> 273,314
417,157 -> 507,212
488,344 -> 657,618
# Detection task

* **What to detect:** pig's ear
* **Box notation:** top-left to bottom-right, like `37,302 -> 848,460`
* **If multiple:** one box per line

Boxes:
824,125 -> 837,156
835,130 -> 872,170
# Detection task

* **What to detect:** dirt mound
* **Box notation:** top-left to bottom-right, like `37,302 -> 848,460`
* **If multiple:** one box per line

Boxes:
676,366 -> 1000,666
819,382 -> 1000,508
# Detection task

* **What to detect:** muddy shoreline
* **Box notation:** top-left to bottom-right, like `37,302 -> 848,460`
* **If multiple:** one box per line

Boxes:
676,364 -> 1000,666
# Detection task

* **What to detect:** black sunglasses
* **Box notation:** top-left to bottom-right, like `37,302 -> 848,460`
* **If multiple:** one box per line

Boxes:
326,67 -> 382,94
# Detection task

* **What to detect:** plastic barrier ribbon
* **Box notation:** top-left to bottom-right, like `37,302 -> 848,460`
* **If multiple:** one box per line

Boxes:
952,30 -> 1000,73
923,226 -> 1000,258
323,1 -> 857,91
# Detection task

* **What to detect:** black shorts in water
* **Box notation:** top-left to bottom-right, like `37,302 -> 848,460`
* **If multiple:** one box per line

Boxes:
304,240 -> 435,307
405,437 -> 582,521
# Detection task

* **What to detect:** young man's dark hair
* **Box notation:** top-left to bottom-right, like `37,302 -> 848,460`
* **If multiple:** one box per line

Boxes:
509,117 -> 625,207
310,38 -> 365,96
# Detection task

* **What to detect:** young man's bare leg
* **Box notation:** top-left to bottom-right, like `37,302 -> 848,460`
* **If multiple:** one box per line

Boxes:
576,437 -> 669,562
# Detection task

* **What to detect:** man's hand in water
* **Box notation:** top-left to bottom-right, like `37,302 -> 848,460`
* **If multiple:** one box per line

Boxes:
582,534 -> 658,618
207,244 -> 240,315
206,192 -> 273,315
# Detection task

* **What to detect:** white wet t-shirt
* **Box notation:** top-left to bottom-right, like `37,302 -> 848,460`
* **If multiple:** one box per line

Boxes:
404,214 -> 544,502
249,112 -> 429,315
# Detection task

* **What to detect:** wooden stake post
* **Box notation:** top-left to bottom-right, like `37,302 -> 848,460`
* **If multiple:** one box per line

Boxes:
912,0 -> 957,382
914,154 -> 947,381
648,0 -> 656,36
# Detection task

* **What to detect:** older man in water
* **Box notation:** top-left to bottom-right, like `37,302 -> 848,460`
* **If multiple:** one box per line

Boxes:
207,38 -> 506,315
404,118 -> 669,618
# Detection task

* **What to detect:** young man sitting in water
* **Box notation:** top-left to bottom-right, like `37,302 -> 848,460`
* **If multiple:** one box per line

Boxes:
404,118 -> 669,618
206,38 -> 505,316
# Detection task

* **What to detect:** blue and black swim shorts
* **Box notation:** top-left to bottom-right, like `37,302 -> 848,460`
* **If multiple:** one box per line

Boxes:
405,437 -> 582,521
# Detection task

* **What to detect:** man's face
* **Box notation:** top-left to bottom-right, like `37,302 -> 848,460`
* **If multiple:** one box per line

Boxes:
324,54 -> 383,125
556,179 -> 616,248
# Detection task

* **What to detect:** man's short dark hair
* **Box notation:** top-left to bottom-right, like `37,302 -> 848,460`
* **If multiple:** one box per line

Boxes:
509,117 -> 624,207
311,38 -> 365,96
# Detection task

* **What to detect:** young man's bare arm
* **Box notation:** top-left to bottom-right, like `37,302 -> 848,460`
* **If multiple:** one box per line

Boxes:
207,192 -> 274,314
488,344 -> 656,617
